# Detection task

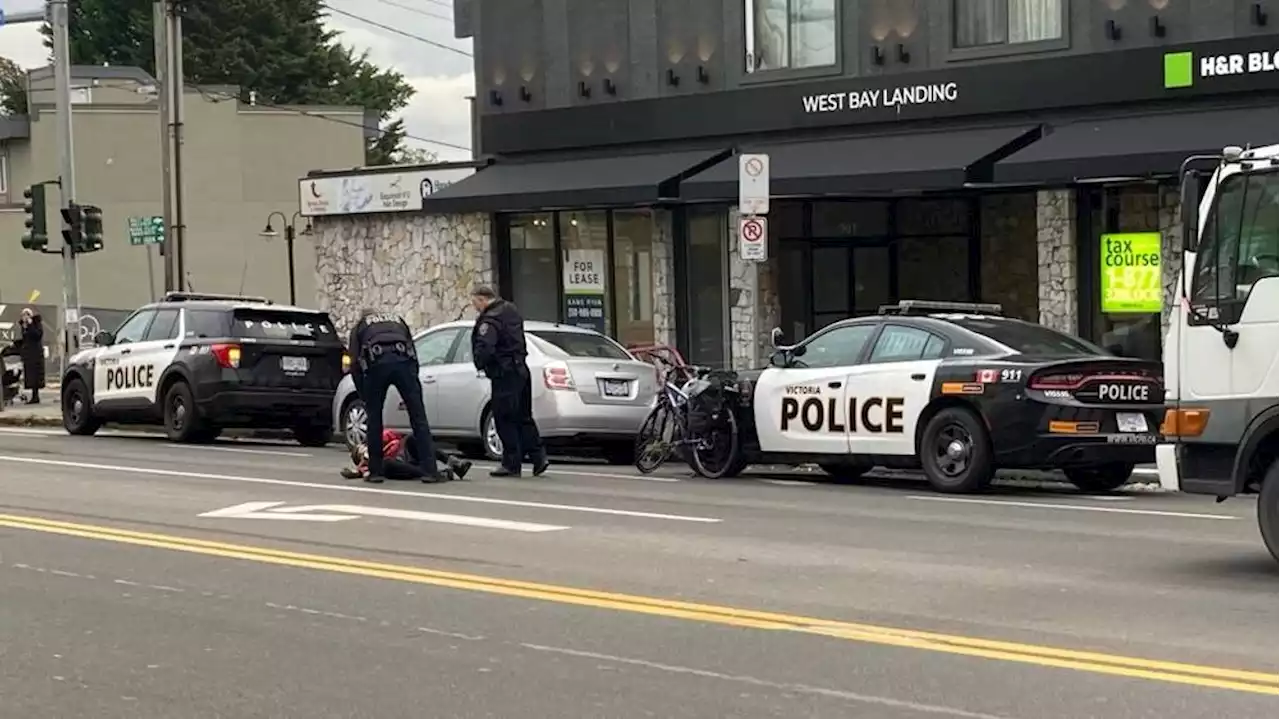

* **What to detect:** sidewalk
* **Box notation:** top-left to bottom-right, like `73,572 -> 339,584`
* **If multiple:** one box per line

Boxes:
0,401 -> 62,427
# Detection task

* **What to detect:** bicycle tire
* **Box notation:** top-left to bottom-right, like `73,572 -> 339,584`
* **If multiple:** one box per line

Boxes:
634,404 -> 676,474
691,405 -> 741,479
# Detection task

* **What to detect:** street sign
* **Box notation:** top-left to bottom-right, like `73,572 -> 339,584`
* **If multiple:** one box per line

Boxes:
127,215 -> 165,246
738,215 -> 768,262
198,501 -> 568,532
738,153 -> 770,215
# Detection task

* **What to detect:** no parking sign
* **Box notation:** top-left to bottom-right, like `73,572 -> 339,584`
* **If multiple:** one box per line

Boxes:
739,215 -> 767,262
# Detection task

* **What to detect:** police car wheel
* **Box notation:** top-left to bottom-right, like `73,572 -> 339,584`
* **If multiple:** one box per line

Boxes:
920,408 -> 994,494
163,381 -> 207,443
817,462 -> 871,483
61,377 -> 101,436
1063,463 -> 1134,493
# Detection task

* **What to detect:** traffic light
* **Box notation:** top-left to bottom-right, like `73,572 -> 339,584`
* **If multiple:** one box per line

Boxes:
61,204 -> 84,252
20,185 -> 48,252
80,205 -> 104,253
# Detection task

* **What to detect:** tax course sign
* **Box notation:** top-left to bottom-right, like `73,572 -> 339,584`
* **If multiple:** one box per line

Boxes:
1100,232 -> 1162,314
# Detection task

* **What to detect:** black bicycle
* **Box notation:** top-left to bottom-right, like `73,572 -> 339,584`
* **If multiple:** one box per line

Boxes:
634,364 -> 743,479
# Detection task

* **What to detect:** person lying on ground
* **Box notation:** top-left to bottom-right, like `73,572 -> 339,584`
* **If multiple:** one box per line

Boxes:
340,430 -> 472,482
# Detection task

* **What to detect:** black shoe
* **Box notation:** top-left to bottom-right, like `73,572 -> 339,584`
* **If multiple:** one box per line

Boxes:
532,457 -> 550,477
449,459 -> 473,480
490,467 -> 520,478
421,470 -> 452,484
363,474 -> 384,484
339,467 -> 363,480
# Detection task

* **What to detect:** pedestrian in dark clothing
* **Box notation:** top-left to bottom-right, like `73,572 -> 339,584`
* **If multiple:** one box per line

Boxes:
12,308 -> 45,404
348,308 -> 451,483
471,286 -> 548,477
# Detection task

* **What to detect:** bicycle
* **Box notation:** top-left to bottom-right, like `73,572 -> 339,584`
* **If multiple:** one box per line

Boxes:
633,360 -> 743,479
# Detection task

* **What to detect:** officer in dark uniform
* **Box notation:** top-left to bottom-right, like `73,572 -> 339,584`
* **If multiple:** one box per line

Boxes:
348,308 -> 449,483
470,287 -> 548,477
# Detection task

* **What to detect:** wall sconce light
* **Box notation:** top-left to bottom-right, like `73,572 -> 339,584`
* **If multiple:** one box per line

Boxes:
1150,15 -> 1166,37
1105,20 -> 1122,41
696,65 -> 709,84
896,43 -> 911,63
666,68 -> 680,86
488,89 -> 503,106
1253,2 -> 1268,26
578,81 -> 592,98
603,77 -> 617,95
870,45 -> 885,65
519,86 -> 532,102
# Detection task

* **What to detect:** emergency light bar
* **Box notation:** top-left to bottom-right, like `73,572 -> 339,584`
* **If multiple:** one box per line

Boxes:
161,292 -> 273,304
877,300 -> 1004,316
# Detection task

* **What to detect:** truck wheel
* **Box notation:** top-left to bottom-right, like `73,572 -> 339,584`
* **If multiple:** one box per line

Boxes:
1259,460 -> 1277,562
1065,463 -> 1135,493
920,407 -> 994,493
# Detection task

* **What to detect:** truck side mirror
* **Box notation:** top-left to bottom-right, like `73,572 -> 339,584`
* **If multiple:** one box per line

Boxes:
1180,171 -> 1200,253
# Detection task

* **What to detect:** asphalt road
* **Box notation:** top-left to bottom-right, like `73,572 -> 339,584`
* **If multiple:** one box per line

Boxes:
0,426 -> 1274,718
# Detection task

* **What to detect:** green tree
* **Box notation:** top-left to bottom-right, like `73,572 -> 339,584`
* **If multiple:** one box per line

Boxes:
0,56 -> 30,116
50,0 -> 414,164
394,146 -> 439,165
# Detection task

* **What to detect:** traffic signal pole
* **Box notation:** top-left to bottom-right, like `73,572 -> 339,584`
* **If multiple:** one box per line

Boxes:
51,0 -> 82,367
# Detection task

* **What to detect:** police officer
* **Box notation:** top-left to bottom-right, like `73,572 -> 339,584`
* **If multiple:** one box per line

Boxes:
470,287 -> 548,477
348,308 -> 450,483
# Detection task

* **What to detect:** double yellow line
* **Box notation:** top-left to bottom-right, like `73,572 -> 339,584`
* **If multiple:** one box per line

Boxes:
1,512 -> 1275,696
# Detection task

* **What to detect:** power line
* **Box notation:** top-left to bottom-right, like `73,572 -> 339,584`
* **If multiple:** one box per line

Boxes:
369,0 -> 452,23
322,4 -> 472,57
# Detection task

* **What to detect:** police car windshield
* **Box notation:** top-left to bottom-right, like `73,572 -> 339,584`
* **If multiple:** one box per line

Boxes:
529,330 -> 630,360
950,318 -> 1106,356
233,309 -> 339,343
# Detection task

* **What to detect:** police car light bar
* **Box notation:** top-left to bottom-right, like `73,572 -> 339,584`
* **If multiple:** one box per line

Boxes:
877,300 -> 1004,316
162,292 -> 273,305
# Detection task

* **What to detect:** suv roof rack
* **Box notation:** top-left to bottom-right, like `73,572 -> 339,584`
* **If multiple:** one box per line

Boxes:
877,300 -> 1004,317
161,291 -> 273,304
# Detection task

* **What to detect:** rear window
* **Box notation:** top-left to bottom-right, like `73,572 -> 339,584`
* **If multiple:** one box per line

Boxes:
950,318 -> 1106,356
529,330 -> 631,360
233,309 -> 339,343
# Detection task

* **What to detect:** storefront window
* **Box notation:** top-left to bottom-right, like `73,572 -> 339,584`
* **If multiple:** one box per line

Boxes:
1083,185 -> 1166,360
560,210 -> 611,336
612,210 -> 656,347
686,208 -> 728,367
509,213 -> 557,322
896,199 -> 971,303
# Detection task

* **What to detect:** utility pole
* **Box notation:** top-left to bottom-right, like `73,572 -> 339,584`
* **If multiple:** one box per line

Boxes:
153,1 -> 175,292
167,2 -> 188,291
51,0 -> 81,367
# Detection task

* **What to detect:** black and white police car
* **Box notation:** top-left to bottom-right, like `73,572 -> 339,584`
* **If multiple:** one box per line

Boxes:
733,301 -> 1164,493
60,292 -> 348,445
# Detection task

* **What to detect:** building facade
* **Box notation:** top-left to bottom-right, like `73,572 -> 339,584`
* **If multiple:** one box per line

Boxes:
1,65 -> 366,349
311,0 -> 1277,368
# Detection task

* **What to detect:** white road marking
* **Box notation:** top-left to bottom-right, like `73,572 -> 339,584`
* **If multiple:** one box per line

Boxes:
199,501 -> 357,522
0,455 -> 722,523
199,500 -> 568,532
760,479 -> 818,486
1081,495 -> 1135,502
906,495 -> 1239,520
175,445 -> 312,458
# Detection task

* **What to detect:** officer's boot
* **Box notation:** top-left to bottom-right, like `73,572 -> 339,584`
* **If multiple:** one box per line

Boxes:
448,456 -> 473,480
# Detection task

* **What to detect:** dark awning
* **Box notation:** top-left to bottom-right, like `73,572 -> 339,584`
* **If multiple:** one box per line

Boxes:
679,125 -> 1040,201
422,148 -> 730,213
993,104 -> 1280,184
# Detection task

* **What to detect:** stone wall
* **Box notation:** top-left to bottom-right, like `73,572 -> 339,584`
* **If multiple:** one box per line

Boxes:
979,193 -> 1039,322
651,209 -> 678,348
312,213 -> 494,333
1036,189 -> 1078,334
1114,184 -> 1183,335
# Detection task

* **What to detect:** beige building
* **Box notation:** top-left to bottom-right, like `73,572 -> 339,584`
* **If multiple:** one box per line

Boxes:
0,65 -> 365,323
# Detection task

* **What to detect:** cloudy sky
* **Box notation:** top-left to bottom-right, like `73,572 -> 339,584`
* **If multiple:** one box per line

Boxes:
0,0 -> 474,161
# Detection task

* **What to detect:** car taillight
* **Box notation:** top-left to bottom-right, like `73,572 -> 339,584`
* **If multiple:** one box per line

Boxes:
543,362 -> 575,390
211,343 -> 241,369
1028,373 -> 1085,390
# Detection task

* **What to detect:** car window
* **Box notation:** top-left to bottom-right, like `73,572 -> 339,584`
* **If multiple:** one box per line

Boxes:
414,329 -> 460,366
184,309 -> 231,339
793,324 -> 876,368
113,310 -> 156,344
947,318 -> 1105,356
1192,169 -> 1279,305
869,325 -> 945,363
143,309 -> 180,342
454,332 -> 474,365
529,330 -> 631,359
233,309 -> 339,344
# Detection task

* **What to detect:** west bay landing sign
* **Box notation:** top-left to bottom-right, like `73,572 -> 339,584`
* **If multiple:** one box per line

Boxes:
300,164 -> 479,218
479,35 -> 1280,154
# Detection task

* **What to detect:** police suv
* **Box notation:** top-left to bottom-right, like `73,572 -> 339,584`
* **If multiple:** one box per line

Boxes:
60,292 -> 348,445
737,301 -> 1164,493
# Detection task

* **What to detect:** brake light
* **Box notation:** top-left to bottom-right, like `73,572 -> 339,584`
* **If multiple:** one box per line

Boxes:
210,343 -> 241,369
1028,373 -> 1086,390
543,362 -> 575,390
1029,369 -> 1158,391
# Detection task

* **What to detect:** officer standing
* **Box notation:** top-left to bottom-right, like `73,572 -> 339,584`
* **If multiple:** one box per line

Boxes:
470,287 -> 548,477
348,308 -> 449,483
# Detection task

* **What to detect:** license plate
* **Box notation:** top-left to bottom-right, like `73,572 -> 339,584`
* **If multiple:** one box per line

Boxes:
1116,412 -> 1148,433
601,379 -> 630,397
281,356 -> 308,374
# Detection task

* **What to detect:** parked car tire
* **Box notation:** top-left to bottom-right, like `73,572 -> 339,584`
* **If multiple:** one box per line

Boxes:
340,397 -> 367,450
482,409 -> 503,461
919,407 -> 994,493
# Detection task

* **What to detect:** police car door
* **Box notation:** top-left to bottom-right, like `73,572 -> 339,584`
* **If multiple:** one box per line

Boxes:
753,323 -> 877,455
93,309 -> 163,409
843,324 -> 947,456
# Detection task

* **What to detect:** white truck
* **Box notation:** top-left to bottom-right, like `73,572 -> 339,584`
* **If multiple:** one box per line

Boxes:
1157,144 -> 1278,559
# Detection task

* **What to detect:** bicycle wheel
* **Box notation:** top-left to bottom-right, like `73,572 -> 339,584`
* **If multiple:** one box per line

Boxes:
691,405 -> 741,479
634,404 -> 676,474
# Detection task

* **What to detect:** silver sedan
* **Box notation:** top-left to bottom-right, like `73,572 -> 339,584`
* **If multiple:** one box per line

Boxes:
331,320 -> 658,464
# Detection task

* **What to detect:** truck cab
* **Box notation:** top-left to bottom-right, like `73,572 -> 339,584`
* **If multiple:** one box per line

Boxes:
1157,144 -> 1279,559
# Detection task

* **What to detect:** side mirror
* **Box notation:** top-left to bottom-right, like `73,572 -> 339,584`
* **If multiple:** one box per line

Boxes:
791,343 -> 808,358
770,327 -> 784,347
1180,170 -> 1200,253
769,350 -> 788,368
94,330 -> 115,346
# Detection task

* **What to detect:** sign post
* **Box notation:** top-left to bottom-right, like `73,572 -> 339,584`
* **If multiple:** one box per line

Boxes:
737,153 -> 770,263
1099,232 -> 1163,314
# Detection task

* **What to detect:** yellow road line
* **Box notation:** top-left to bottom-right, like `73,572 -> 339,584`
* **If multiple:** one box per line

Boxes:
0,512 -> 1275,696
